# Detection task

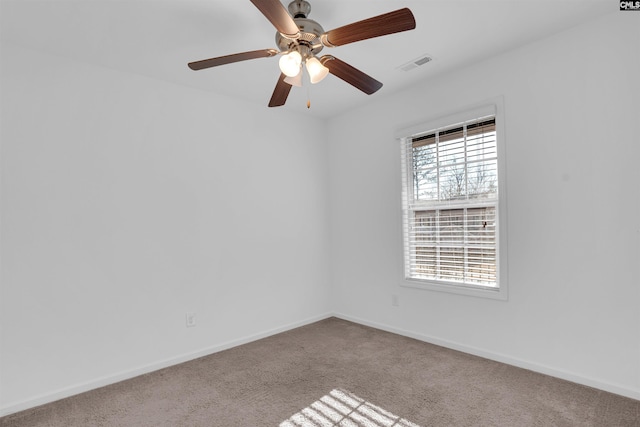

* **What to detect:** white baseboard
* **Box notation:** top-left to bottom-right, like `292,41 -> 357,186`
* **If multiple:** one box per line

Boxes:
0,312 -> 333,417
3,311 -> 637,417
333,312 -> 640,401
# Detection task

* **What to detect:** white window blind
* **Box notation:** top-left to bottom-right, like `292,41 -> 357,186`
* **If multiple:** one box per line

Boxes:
401,115 -> 500,289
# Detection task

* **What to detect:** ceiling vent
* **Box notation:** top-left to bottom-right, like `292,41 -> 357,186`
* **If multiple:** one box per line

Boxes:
398,54 -> 433,72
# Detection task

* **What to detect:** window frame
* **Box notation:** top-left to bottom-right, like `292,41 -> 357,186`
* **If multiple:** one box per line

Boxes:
396,99 -> 508,300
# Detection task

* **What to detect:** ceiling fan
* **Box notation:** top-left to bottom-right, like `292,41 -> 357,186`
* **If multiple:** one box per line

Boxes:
188,0 -> 416,108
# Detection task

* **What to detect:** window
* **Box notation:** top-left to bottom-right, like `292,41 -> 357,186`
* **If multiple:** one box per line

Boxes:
398,102 -> 507,299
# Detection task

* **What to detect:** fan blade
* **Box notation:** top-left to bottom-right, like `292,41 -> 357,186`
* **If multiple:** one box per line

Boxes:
188,49 -> 278,70
268,73 -> 292,107
320,56 -> 382,95
321,8 -> 415,47
250,0 -> 300,39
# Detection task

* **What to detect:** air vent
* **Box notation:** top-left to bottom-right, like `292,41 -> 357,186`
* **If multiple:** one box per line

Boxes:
397,54 -> 433,72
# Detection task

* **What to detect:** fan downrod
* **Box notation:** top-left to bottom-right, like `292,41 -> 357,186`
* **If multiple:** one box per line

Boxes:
288,0 -> 311,18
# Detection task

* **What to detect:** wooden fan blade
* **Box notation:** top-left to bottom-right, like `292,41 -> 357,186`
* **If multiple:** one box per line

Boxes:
188,49 -> 278,70
320,56 -> 382,95
268,73 -> 292,107
250,0 -> 300,39
321,8 -> 415,47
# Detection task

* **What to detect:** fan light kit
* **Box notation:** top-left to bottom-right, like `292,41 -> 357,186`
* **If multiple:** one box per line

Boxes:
188,0 -> 416,108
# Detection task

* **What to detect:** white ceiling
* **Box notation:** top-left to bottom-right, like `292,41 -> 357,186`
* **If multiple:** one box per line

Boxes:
1,0 -> 614,119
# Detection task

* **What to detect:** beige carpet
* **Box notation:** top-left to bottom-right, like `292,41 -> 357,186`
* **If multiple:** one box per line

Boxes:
2,317 -> 639,426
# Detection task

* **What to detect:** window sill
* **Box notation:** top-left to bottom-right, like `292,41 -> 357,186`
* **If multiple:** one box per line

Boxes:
401,278 -> 508,300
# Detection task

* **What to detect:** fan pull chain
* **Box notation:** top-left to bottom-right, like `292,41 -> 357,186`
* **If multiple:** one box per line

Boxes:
306,68 -> 311,109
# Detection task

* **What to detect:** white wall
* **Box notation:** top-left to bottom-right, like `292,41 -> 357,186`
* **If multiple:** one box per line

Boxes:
1,9 -> 639,417
327,11 -> 640,399
0,45 -> 331,413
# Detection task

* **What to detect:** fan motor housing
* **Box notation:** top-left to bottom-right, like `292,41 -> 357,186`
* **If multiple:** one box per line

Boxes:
275,1 -> 324,56
275,17 -> 324,56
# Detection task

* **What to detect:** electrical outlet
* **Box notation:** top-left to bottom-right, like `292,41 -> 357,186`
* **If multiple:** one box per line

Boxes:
392,294 -> 399,307
186,312 -> 196,328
